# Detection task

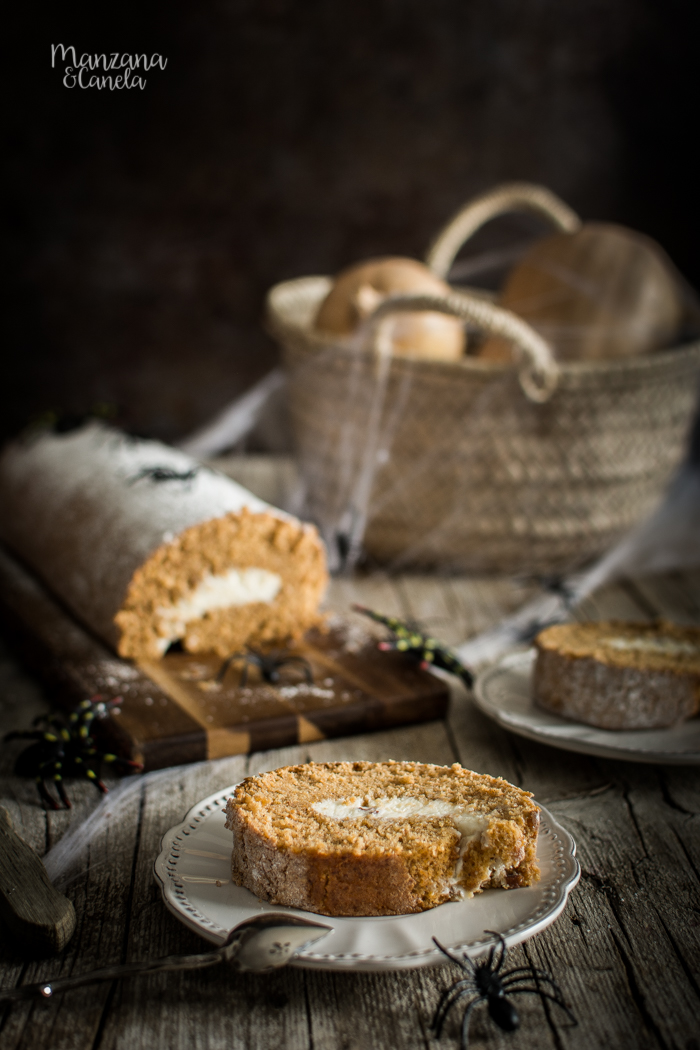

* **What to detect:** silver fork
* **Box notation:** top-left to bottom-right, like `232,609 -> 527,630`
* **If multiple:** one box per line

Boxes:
0,914 -> 332,1003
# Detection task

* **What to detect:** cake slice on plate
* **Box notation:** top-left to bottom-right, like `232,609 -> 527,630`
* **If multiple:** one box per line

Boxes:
225,760 -> 540,917
534,620 -> 700,730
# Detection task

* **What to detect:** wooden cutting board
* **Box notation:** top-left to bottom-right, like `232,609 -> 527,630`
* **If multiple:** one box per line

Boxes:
0,547 -> 448,771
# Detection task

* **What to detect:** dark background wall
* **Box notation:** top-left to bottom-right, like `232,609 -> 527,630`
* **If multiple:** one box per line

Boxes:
5,0 -> 699,444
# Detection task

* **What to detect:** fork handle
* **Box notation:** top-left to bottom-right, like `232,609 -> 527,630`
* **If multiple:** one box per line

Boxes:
0,947 -> 225,1003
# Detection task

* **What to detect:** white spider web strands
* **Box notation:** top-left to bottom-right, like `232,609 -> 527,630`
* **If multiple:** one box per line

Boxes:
291,318 -> 513,575
339,320 -> 402,571
43,765 -> 186,891
287,320 -> 414,573
457,460 -> 700,668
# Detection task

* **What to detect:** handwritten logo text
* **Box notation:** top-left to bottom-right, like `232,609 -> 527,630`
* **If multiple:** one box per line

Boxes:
51,44 -> 168,90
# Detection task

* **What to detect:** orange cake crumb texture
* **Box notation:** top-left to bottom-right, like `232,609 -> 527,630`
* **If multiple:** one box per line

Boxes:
225,761 -> 540,917
115,509 -> 328,660
535,621 -> 700,673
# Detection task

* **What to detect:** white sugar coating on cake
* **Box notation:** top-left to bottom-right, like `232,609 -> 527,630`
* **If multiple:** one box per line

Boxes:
0,422 -> 328,658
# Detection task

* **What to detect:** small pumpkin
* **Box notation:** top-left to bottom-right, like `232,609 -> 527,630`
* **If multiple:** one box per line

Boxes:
478,223 -> 684,363
315,257 -> 465,361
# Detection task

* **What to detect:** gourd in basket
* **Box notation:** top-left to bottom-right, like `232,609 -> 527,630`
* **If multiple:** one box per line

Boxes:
266,183 -> 700,574
315,257 -> 465,362
479,223 -> 684,363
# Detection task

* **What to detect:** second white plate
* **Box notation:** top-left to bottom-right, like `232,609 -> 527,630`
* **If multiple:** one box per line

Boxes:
154,783 -> 579,971
474,649 -> 700,764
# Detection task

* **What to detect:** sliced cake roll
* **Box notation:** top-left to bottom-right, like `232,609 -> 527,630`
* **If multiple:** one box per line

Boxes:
534,620 -> 700,730
0,422 -> 327,660
225,760 -> 540,917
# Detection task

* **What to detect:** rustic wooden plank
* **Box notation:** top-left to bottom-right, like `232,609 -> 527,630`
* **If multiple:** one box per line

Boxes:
242,718 -> 457,777
673,566 -> 700,602
626,573 -> 700,625
0,638 -> 62,1030
305,968 -> 447,1050
447,675 -> 607,801
545,774 -> 700,1050
657,762 -> 700,820
0,770 -> 143,1050
619,768 -> 700,988
305,720 -> 456,768
394,575 -> 464,646
672,568 -> 700,614
447,576 -> 539,639
577,580 -> 651,622
521,902 -> 657,1050
102,968 -> 312,1050
324,573 -> 406,620
315,570 -> 457,768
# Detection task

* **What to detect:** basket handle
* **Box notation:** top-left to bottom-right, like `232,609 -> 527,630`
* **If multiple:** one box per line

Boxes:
426,182 -> 581,279
366,289 -> 559,402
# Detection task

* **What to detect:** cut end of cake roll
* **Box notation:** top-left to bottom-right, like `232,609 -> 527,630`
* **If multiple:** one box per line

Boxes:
224,760 -> 540,917
0,421 -> 328,663
534,620 -> 700,730
115,508 -> 328,660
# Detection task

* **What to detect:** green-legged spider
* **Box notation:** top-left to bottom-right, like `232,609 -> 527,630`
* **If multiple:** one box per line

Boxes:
4,696 -> 143,810
352,605 -> 474,687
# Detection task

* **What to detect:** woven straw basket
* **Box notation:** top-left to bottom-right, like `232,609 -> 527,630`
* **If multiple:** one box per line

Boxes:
267,184 -> 700,574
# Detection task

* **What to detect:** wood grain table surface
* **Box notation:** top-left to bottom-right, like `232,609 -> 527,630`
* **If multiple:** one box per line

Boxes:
0,457 -> 698,1050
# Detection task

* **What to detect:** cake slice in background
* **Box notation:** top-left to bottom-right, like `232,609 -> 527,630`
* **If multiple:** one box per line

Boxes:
534,621 -> 700,730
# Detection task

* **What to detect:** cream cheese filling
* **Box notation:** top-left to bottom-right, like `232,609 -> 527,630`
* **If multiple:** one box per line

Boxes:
155,566 -> 282,651
607,636 -> 698,657
311,796 -> 490,898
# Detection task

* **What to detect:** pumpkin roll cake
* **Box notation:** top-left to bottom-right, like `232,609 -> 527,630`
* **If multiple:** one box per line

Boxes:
225,760 -> 540,917
0,422 -> 327,660
534,621 -> 700,730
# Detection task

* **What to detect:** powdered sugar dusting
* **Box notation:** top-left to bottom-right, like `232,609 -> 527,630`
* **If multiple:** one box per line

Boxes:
0,423 -> 292,650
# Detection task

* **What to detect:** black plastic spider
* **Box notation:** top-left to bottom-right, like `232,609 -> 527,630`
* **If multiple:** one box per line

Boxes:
352,605 -> 474,688
539,574 -> 577,608
4,696 -> 143,810
127,465 -> 199,485
432,932 -> 577,1050
516,574 -> 578,644
215,648 -> 314,687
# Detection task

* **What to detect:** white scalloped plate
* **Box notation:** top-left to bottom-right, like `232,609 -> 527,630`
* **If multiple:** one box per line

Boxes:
474,649 -> 700,765
153,784 -> 579,971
